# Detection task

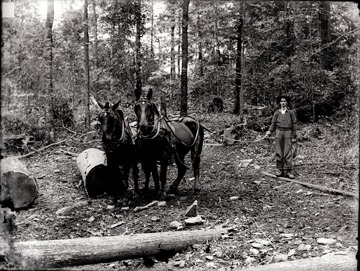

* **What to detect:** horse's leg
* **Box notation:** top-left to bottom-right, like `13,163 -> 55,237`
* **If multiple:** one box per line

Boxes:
151,162 -> 160,193
160,160 -> 168,196
142,161 -> 151,192
191,126 -> 203,193
131,160 -> 140,194
169,149 -> 188,194
191,149 -> 201,193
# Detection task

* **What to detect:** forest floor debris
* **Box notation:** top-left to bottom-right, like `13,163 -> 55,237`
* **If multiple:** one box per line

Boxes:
1,118 -> 358,270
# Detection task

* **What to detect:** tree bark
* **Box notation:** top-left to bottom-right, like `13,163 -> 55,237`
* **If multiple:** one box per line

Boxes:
84,0 -> 90,128
233,6 -> 244,117
5,228 -> 226,269
91,0 -> 98,67
195,1 -> 203,77
318,1 -> 332,70
180,0 -> 190,117
45,0 -> 55,142
76,148 -> 108,198
0,157 -> 38,210
170,0 -> 176,81
135,0 -> 142,100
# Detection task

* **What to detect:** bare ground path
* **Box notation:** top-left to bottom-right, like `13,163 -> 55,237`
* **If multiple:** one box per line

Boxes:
1,116 -> 358,270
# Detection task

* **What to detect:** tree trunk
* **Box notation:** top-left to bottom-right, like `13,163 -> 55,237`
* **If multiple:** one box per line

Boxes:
84,0 -> 90,128
0,157 -> 38,210
180,0 -> 190,117
45,0 -> 55,142
195,1 -> 203,77
318,1 -> 332,70
91,0 -> 98,67
234,253 -> 356,271
170,0 -> 176,81
135,0 -> 142,100
110,1 -> 117,94
177,10 -> 181,76
233,8 -> 244,117
150,0 -> 154,57
76,148 -> 108,198
5,228 -> 226,269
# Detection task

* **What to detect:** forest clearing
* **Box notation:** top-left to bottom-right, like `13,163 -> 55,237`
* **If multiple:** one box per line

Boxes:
1,111 -> 358,270
1,0 -> 359,270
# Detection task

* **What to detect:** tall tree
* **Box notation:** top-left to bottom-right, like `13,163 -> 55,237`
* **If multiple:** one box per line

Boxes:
180,0 -> 189,116
135,0 -> 142,100
233,2 -> 245,120
195,1 -> 203,78
170,0 -> 176,81
91,0 -> 98,67
45,0 -> 55,142
318,1 -> 332,70
84,0 -> 90,127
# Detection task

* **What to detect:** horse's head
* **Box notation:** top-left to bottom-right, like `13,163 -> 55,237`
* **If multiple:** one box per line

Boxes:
97,100 -> 125,142
134,88 -> 160,135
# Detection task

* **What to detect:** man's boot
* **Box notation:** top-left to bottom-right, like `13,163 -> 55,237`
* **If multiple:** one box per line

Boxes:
275,170 -> 284,177
285,171 -> 295,179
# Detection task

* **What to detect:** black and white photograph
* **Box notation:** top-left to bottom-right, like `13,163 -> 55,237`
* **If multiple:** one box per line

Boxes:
1,0 -> 359,270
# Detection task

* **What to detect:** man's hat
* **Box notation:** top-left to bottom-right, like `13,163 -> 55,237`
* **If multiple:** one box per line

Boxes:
277,95 -> 291,104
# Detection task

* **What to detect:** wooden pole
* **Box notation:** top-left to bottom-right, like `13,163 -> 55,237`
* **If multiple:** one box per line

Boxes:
5,228 -> 226,269
262,171 -> 358,199
234,252 -> 356,271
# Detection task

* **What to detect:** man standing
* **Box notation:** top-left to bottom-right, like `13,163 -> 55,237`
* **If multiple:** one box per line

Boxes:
265,95 -> 297,179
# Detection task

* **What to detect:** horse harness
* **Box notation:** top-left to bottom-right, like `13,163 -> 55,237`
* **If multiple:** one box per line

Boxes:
99,107 -> 132,154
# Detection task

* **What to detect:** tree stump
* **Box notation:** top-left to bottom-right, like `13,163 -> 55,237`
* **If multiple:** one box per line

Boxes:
76,148 -> 108,198
0,157 -> 38,210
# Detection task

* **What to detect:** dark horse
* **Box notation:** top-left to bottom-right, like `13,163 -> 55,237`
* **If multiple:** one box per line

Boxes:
134,89 -> 204,195
97,100 -> 139,205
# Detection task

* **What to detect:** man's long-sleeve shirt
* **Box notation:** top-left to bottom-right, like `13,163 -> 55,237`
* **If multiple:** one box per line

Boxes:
269,109 -> 297,137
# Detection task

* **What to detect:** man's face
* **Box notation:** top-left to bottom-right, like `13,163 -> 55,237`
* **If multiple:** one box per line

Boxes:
280,98 -> 287,106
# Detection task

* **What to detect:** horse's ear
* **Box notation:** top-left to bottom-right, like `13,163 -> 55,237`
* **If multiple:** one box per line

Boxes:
147,88 -> 153,100
112,100 -> 121,110
97,101 -> 104,109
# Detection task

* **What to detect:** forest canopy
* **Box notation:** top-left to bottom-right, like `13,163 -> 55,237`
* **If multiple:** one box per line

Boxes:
1,0 -> 359,139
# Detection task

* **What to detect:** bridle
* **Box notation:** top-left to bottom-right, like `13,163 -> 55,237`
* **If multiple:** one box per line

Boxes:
98,108 -> 126,149
134,99 -> 162,140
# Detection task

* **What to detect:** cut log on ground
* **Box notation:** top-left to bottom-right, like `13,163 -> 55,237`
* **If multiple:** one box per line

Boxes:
262,171 -> 358,199
4,227 -> 227,269
0,157 -> 38,210
76,148 -> 108,198
235,252 -> 356,271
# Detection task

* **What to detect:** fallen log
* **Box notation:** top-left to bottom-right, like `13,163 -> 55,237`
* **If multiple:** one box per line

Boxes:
262,171 -> 358,199
0,157 -> 38,210
4,227 -> 226,269
235,252 -> 356,271
76,148 -> 108,197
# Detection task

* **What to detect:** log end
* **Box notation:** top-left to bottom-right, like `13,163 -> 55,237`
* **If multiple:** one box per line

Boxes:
1,172 -> 38,210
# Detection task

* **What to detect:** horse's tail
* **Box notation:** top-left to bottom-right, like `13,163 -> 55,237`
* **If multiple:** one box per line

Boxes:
180,117 -> 204,163
191,123 -> 204,163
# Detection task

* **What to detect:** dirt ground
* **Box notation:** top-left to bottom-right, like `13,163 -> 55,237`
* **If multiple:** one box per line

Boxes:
1,114 -> 358,270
